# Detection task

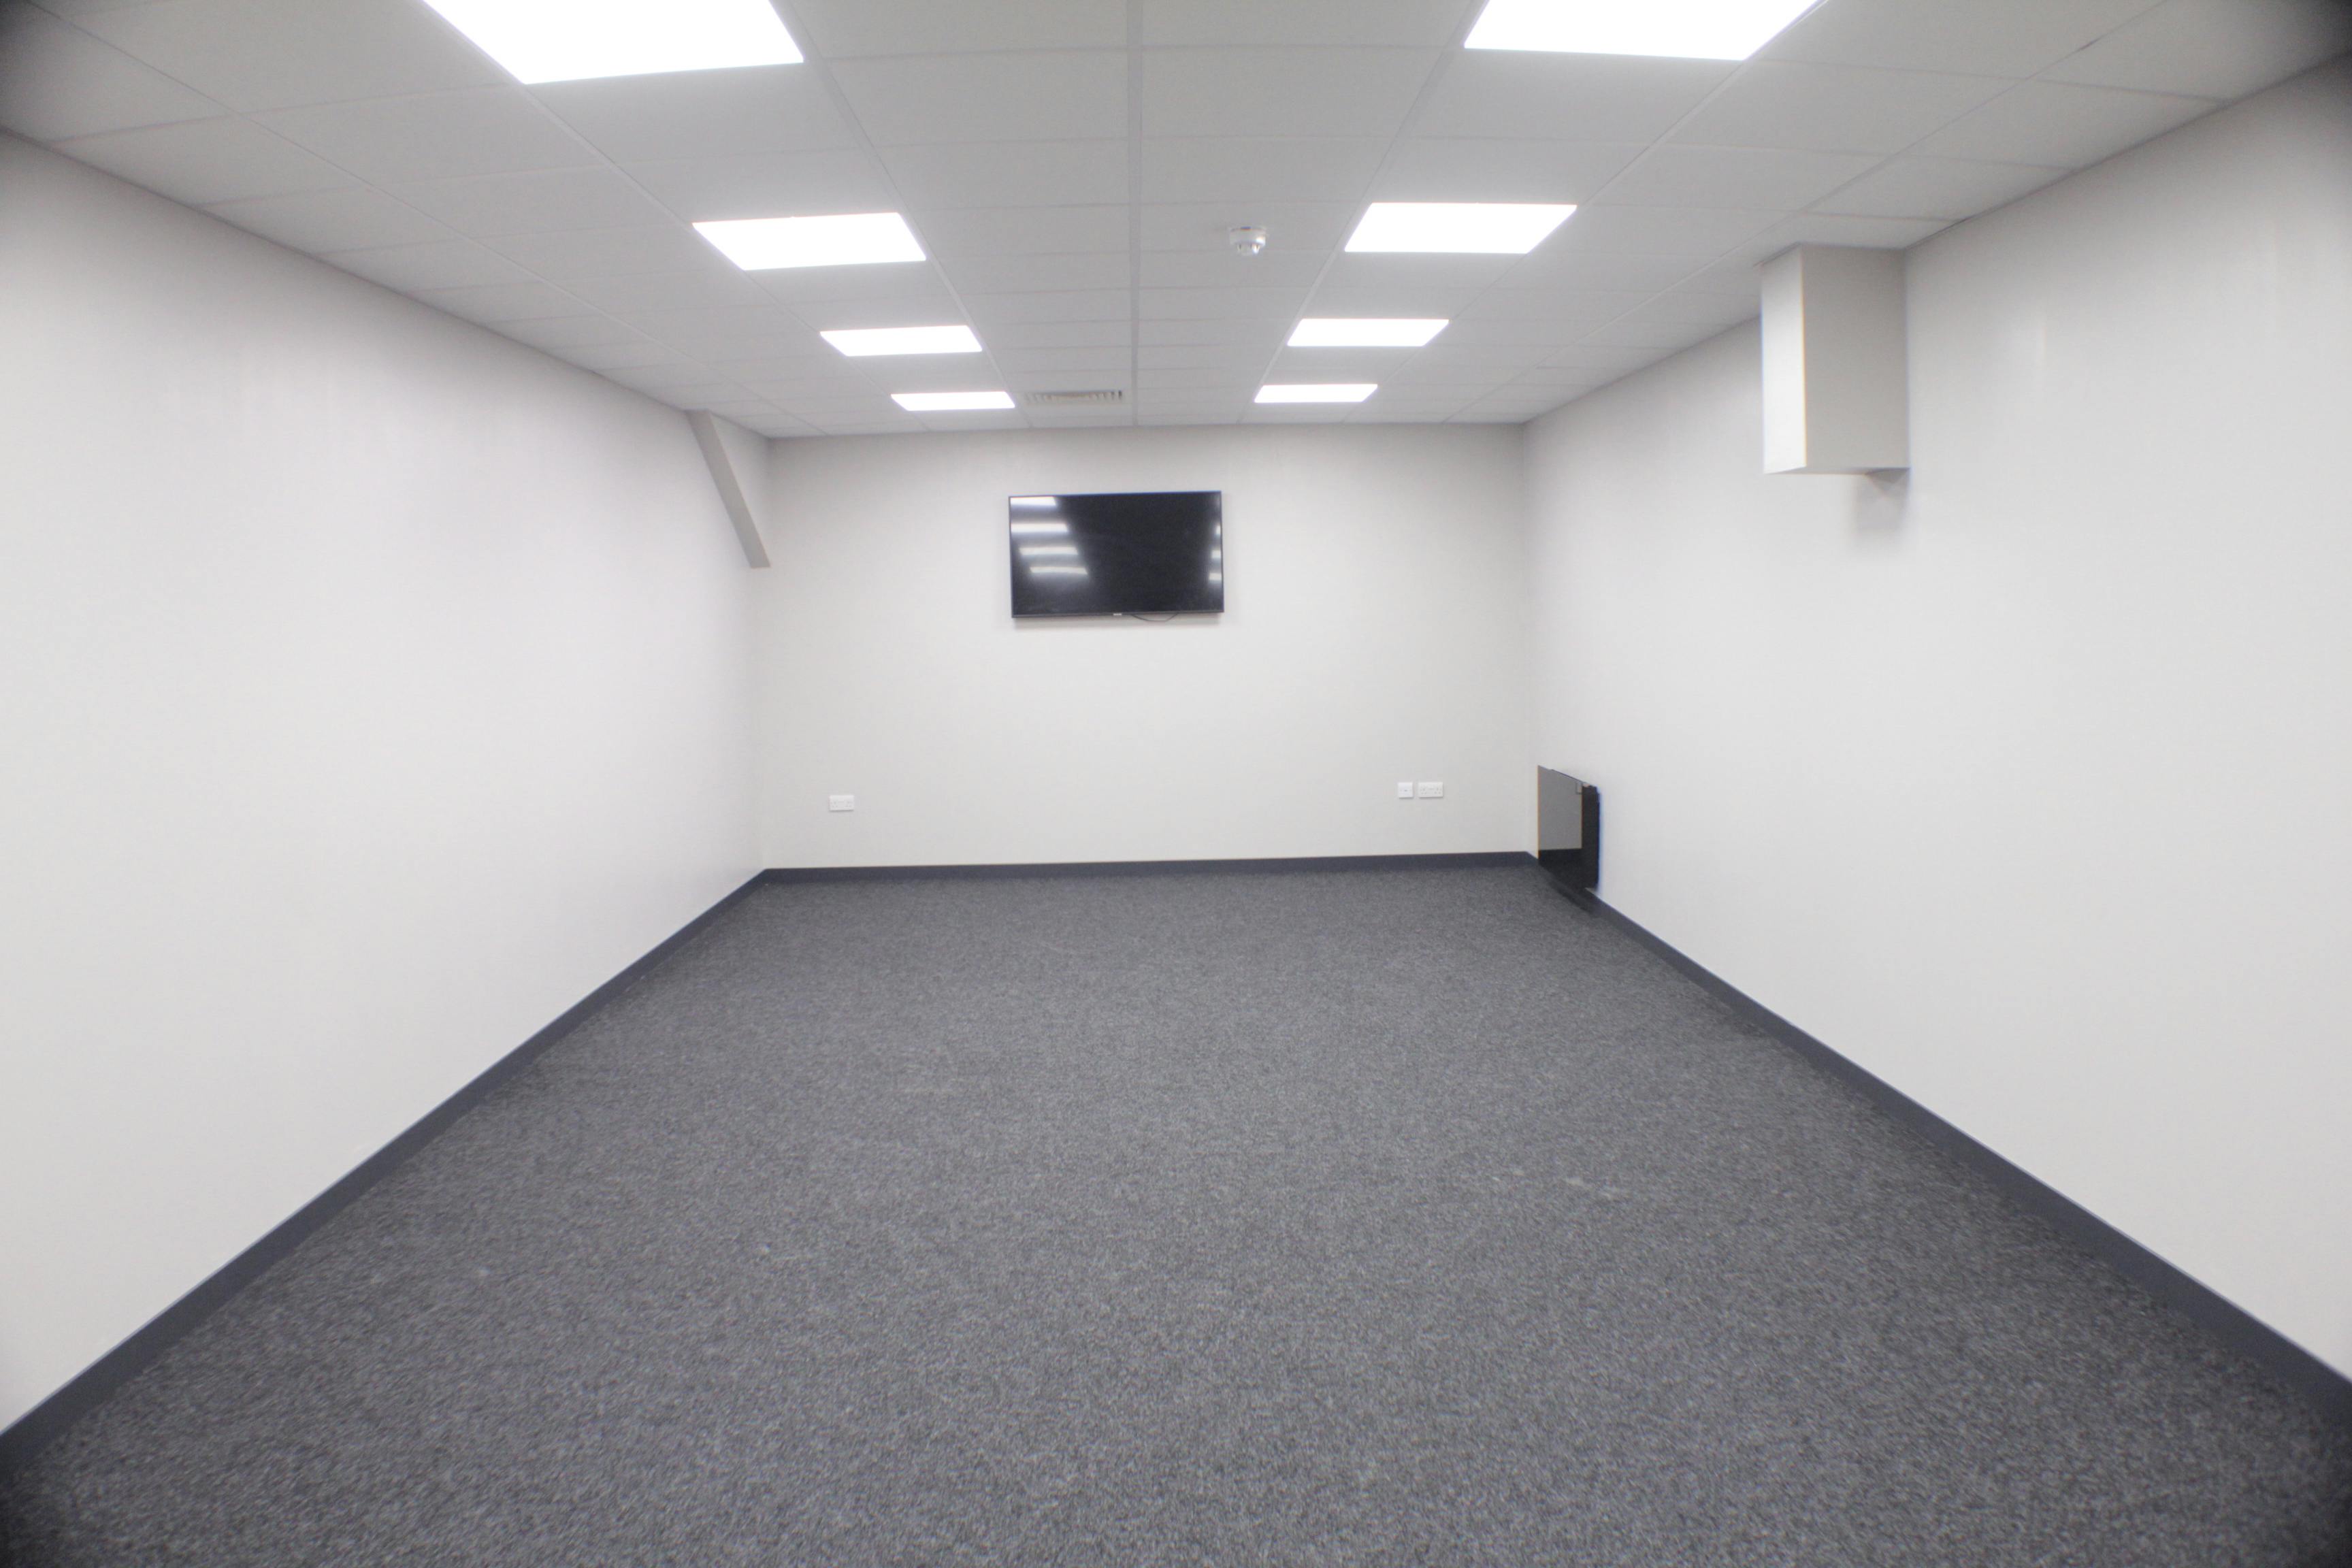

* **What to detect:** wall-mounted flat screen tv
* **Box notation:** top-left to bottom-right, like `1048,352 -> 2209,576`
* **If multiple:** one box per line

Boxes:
1009,491 -> 1224,618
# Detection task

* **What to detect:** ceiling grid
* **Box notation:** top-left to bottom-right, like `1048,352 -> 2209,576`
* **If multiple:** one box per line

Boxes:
1,0 -> 2344,436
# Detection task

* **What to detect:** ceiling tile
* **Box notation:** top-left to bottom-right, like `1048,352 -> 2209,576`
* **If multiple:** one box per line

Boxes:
529,67 -> 855,163
485,225 -> 730,281
204,184 -> 453,251
1139,201 -> 1359,253
1669,61 -> 2014,154
1316,252 -> 1521,291
558,268 -> 770,314
1910,81 -> 2216,168
2039,0 -> 2352,99
1496,249 -> 1712,291
1301,282 -> 1484,316
619,150 -> 896,223
255,88 -> 593,186
881,140 -> 1130,208
1264,346 -> 1420,376
1134,0 -> 1469,46
784,295 -> 975,331
1602,144 -> 1882,209
1139,318 -> 1284,346
916,203 -> 1132,257
0,5 -> 224,140
1139,249 -> 1326,287
1140,365 -> 1246,390
561,340 -> 706,373
1140,137 -> 1388,203
746,267 -> 960,311
1541,204 -> 1780,256
833,52 -> 1127,146
390,166 -> 674,238
616,302 -> 810,350
1814,155 -> 2069,220
964,289 -> 1131,324
977,319 -> 1131,348
990,346 -> 1134,374
1446,291 -> 1644,329
789,0 -> 1124,56
1141,287 -> 1310,321
600,359 -> 735,391
71,0 -> 503,111
1138,344 -> 1269,369
1414,54 -> 1734,142
54,117 -> 348,203
1761,0 -> 2164,78
412,278 -> 590,323
1539,344 -> 1673,373
1370,137 -> 1644,203
323,237 -> 534,292
1141,48 -> 1439,139
1578,315 -> 1729,350
941,252 -> 1135,294
1612,290 -> 1759,330
496,314 -> 666,351
730,374 -> 860,402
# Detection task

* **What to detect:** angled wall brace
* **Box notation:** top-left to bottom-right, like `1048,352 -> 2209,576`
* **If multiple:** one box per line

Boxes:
687,408 -> 773,568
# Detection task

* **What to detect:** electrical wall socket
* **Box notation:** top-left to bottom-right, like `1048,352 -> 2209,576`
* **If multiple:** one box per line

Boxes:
1396,781 -> 1414,799
1416,781 -> 1444,798
828,794 -> 856,812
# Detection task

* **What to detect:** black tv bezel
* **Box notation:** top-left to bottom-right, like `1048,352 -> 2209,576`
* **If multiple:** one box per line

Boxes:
1007,489 -> 1224,620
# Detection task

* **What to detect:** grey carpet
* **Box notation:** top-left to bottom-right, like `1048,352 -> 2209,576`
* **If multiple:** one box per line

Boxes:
3,866 -> 2347,1567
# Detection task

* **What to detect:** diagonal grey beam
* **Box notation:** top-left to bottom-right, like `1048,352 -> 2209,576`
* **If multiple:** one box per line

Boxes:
687,409 -> 772,568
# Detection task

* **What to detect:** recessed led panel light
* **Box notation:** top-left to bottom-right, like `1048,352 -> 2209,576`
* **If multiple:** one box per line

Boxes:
695,214 -> 924,271
1255,384 -> 1378,404
1465,0 -> 1817,60
1344,203 -> 1575,255
820,325 -> 982,357
1288,318 -> 1450,348
419,0 -> 801,84
893,391 -> 1015,412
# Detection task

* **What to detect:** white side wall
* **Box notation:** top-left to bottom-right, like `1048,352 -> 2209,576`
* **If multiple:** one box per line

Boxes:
0,136 -> 760,1432
1524,65 -> 2352,1378
754,425 -> 1529,868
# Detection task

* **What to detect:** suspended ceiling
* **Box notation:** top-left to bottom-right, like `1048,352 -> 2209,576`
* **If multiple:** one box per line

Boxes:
1,0 -> 2345,436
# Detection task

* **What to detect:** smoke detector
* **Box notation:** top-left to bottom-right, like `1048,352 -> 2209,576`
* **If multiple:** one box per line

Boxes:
1228,225 -> 1267,257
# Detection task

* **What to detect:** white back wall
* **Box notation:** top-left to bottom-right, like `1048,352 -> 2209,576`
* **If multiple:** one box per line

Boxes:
0,136 -> 760,1433
754,425 -> 1529,869
1524,64 -> 2352,1378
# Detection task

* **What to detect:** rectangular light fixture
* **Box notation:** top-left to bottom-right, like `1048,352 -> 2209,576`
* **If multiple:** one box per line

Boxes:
695,214 -> 924,272
821,325 -> 982,357
1288,318 -> 1450,348
418,0 -> 800,84
1009,521 -> 1068,536
1345,203 -> 1575,255
1027,565 -> 1089,576
893,391 -> 1015,412
1465,0 -> 1817,60
1256,384 -> 1378,404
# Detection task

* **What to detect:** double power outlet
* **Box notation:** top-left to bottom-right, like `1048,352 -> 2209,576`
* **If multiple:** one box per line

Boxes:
1396,781 -> 1446,800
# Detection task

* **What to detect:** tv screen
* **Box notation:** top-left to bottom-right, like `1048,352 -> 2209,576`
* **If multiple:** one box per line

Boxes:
1009,491 -> 1224,618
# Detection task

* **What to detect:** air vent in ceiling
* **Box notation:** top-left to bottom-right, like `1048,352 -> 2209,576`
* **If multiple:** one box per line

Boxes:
1023,389 -> 1126,406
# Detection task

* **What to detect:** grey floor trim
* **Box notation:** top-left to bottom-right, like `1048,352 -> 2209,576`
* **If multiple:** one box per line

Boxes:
0,872 -> 770,1472
764,851 -> 1535,883
1579,887 -> 2352,1431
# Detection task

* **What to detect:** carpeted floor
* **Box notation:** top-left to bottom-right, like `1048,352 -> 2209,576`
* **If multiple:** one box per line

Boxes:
3,865 -> 2348,1566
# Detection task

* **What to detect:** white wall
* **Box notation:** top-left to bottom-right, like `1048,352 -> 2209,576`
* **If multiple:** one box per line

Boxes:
1524,64 -> 2352,1378
0,136 -> 760,1432
754,425 -> 1529,868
